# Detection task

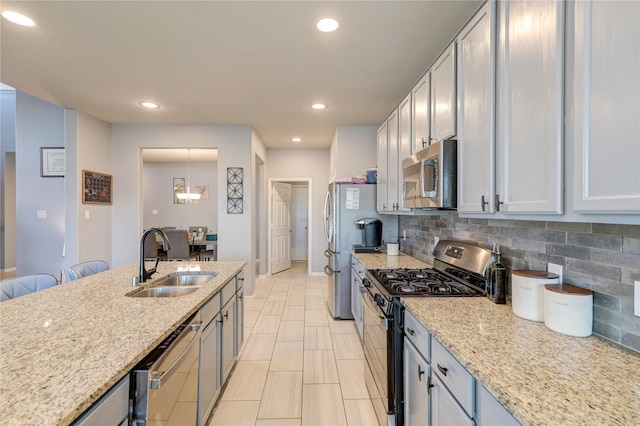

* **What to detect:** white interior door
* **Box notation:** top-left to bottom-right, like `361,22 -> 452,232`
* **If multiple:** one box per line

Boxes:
291,185 -> 308,261
271,182 -> 292,274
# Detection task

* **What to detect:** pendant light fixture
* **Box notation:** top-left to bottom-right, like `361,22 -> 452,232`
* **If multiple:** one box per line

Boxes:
176,148 -> 201,203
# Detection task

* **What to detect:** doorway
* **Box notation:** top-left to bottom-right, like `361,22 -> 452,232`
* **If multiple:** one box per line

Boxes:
268,179 -> 311,276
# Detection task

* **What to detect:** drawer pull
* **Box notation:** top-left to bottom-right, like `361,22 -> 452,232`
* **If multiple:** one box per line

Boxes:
406,327 -> 415,336
418,365 -> 425,381
437,363 -> 448,377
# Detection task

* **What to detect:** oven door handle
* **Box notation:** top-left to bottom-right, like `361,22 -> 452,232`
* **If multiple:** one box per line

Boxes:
149,319 -> 202,389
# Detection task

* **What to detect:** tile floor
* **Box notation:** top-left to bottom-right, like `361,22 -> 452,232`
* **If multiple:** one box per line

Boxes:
208,262 -> 380,426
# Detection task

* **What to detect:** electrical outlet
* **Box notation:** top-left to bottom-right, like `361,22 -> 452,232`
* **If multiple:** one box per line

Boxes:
548,263 -> 563,283
152,209 -> 158,215
36,209 -> 46,219
635,281 -> 640,317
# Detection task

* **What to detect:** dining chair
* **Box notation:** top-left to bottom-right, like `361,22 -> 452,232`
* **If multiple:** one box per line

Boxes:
68,260 -> 110,281
143,234 -> 167,260
1,273 -> 59,302
165,229 -> 198,261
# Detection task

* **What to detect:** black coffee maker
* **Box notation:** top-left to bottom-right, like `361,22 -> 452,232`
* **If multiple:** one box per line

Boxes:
354,218 -> 383,252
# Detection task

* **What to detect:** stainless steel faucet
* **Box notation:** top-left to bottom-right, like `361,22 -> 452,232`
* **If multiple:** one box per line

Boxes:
138,227 -> 172,284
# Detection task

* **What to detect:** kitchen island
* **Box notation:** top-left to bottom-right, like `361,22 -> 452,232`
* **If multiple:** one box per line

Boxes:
353,251 -> 640,425
0,260 -> 246,425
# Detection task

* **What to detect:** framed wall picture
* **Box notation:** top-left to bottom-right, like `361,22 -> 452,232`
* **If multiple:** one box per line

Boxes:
40,147 -> 65,177
82,170 -> 112,204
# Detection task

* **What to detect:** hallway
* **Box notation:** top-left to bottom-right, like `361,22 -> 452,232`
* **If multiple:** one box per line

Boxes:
208,262 -> 380,426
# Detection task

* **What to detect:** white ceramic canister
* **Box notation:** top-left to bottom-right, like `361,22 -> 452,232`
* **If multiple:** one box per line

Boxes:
511,270 -> 560,321
544,284 -> 593,337
387,242 -> 399,256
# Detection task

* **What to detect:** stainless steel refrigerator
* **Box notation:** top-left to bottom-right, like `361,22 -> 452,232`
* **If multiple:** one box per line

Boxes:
323,183 -> 398,319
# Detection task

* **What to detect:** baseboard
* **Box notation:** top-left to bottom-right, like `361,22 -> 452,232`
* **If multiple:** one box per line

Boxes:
1,267 -> 16,273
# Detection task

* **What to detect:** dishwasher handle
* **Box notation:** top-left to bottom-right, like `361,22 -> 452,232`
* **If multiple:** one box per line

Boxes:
149,318 -> 202,389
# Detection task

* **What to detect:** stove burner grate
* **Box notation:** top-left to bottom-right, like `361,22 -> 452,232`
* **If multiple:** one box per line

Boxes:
371,267 -> 484,297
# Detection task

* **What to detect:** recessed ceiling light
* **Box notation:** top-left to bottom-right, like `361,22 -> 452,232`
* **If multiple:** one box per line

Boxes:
139,101 -> 159,109
291,137 -> 302,143
316,17 -> 339,33
2,11 -> 36,27
311,103 -> 327,110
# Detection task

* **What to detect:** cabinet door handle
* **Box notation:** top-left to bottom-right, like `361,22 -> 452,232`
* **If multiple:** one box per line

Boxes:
418,365 -> 425,382
495,194 -> 504,212
437,363 -> 448,377
427,374 -> 433,392
421,137 -> 427,148
223,311 -> 229,320
406,327 -> 415,336
481,195 -> 488,212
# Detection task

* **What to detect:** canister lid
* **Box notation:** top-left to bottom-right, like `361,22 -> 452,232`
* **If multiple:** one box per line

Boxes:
544,284 -> 592,296
513,270 -> 560,279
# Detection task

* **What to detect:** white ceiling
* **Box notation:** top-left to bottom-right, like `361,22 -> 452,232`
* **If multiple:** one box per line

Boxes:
1,1 -> 482,149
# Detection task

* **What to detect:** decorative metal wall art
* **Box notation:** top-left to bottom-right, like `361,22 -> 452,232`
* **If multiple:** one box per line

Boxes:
227,167 -> 243,214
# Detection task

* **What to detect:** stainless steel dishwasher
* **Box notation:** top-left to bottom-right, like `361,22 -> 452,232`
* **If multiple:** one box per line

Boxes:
132,312 -> 202,425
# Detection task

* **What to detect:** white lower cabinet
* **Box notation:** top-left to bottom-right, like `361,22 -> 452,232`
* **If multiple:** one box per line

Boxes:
403,338 -> 430,425
403,312 -> 521,426
220,284 -> 237,385
351,256 -> 364,340
431,374 -> 474,426
199,293 -> 221,425
235,271 -> 245,356
198,270 -> 245,425
476,382 -> 519,426
72,376 -> 129,426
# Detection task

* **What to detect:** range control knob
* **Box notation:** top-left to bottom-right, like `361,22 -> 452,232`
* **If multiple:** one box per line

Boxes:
374,294 -> 385,307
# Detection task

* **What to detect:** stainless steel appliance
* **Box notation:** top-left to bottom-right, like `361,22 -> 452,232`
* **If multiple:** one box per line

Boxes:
323,183 -> 397,319
402,140 -> 457,209
362,240 -> 493,426
132,312 -> 202,425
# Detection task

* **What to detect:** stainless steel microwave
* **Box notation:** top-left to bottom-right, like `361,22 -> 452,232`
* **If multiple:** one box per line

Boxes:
401,140 -> 457,209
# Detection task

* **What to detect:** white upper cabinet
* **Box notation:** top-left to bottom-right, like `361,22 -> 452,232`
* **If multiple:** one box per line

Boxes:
496,0 -> 564,214
412,73 -> 431,153
397,94 -> 412,212
431,43 -> 457,143
570,0 -> 640,214
457,2 -> 496,214
387,109 -> 400,211
377,120 -> 389,212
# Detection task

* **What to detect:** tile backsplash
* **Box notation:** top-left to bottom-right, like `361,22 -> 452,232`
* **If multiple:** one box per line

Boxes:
399,213 -> 640,353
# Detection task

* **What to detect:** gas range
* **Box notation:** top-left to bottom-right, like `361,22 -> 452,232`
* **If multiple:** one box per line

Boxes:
361,240 -> 494,426
368,267 -> 485,297
365,240 -> 493,301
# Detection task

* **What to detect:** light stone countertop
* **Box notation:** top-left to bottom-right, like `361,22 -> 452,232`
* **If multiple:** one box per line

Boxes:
354,251 -> 640,425
351,251 -> 432,270
0,260 -> 246,426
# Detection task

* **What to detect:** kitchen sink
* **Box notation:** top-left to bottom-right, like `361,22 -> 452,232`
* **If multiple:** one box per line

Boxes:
129,286 -> 201,298
127,272 -> 218,298
152,272 -> 218,287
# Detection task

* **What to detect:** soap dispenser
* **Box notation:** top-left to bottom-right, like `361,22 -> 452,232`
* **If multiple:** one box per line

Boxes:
487,244 -> 506,304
